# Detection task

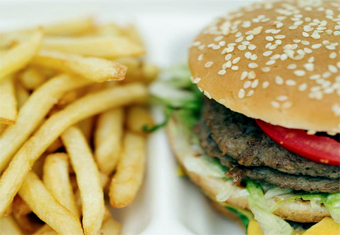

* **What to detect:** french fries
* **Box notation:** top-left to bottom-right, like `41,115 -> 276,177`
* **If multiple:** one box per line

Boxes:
42,36 -> 145,58
0,17 -> 156,234
18,171 -> 83,234
0,83 -> 147,215
19,67 -> 46,90
0,29 -> 43,81
0,74 -> 91,172
0,215 -> 23,235
32,50 -> 127,82
0,76 -> 17,124
61,126 -> 104,235
94,108 -> 124,175
126,106 -> 154,135
43,153 -> 79,218
109,131 -> 146,208
99,218 -> 122,235
43,17 -> 94,36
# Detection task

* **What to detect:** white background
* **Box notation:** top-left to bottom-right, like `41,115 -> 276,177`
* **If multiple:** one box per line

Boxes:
0,1 -> 256,234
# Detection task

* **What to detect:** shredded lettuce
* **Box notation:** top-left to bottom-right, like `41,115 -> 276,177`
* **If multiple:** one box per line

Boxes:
183,155 -> 226,178
216,181 -> 237,202
323,193 -> 340,223
265,187 -> 294,199
246,181 -> 293,235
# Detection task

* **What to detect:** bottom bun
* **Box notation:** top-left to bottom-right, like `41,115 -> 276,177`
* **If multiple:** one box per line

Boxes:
166,116 -> 331,224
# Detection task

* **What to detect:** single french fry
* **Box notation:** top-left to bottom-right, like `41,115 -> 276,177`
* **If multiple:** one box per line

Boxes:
98,218 -> 122,235
43,153 -> 79,218
78,117 -> 95,144
0,74 -> 92,173
0,29 -> 43,81
0,83 -> 147,216
42,36 -> 145,58
31,50 -> 127,82
126,106 -> 154,135
33,224 -> 57,235
92,23 -> 124,37
19,67 -> 46,90
109,131 -> 146,208
0,76 -> 17,124
43,17 -> 94,36
61,126 -> 104,235
94,108 -> 124,175
0,215 -> 23,235
15,81 -> 30,109
18,171 -> 83,234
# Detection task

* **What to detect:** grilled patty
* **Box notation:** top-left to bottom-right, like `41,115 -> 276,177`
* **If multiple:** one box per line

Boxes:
196,98 -> 340,193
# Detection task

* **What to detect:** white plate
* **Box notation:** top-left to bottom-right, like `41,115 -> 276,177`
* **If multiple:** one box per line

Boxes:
0,1 -> 256,234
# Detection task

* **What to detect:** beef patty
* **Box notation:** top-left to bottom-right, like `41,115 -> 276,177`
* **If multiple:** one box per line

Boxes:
196,98 -> 340,193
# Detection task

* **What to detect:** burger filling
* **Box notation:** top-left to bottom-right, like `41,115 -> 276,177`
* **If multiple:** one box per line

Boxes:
197,98 -> 340,193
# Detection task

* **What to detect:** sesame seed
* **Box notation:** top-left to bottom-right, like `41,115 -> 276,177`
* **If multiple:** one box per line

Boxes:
266,36 -> 274,41
310,74 -> 320,80
246,90 -> 254,97
308,56 -> 315,63
311,44 -> 322,49
238,89 -> 245,98
263,51 -> 273,56
244,81 -> 251,89
225,61 -> 232,68
261,67 -> 270,72
245,52 -> 252,59
193,77 -> 201,84
298,83 -> 307,91
311,33 -> 321,39
329,52 -> 337,59
214,36 -> 224,41
238,45 -> 247,50
282,102 -> 292,109
275,76 -> 284,85
226,46 -> 235,53
205,61 -> 213,68
248,44 -> 256,50
248,71 -> 256,79
275,35 -> 285,39
266,60 -> 276,65
286,80 -> 297,86
240,71 -> 248,80
198,54 -> 203,61
304,63 -> 314,71
248,63 -> 258,68
225,54 -> 232,60
271,101 -> 280,108
233,57 -> 241,64
326,45 -> 336,50
276,95 -> 288,101
231,66 -> 239,70
218,70 -> 226,75
250,54 -> 258,60
302,32 -> 309,37
251,79 -> 259,88
329,65 -> 338,73
262,81 -> 269,89
204,91 -> 212,99
280,54 -> 288,60
294,70 -> 306,76
235,36 -> 244,42
246,35 -> 254,40
287,64 -> 297,69
198,87 -> 203,92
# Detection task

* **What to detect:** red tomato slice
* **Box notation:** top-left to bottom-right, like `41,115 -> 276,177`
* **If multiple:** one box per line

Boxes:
256,120 -> 340,166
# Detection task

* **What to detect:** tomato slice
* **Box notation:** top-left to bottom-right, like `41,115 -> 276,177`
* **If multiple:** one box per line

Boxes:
256,120 -> 340,166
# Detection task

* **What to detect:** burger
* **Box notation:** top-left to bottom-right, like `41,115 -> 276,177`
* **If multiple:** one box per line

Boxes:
151,0 -> 340,234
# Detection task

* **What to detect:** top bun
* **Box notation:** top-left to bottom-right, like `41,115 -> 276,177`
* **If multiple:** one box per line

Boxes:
189,0 -> 340,133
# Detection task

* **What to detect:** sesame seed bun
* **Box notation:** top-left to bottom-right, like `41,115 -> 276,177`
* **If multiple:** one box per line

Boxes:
167,116 -> 331,224
189,0 -> 340,133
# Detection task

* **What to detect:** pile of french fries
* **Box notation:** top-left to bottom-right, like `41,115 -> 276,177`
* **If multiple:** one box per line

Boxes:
0,17 -> 156,235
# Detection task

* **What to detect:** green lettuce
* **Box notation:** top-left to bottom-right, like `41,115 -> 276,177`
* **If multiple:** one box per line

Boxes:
246,181 -> 294,235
